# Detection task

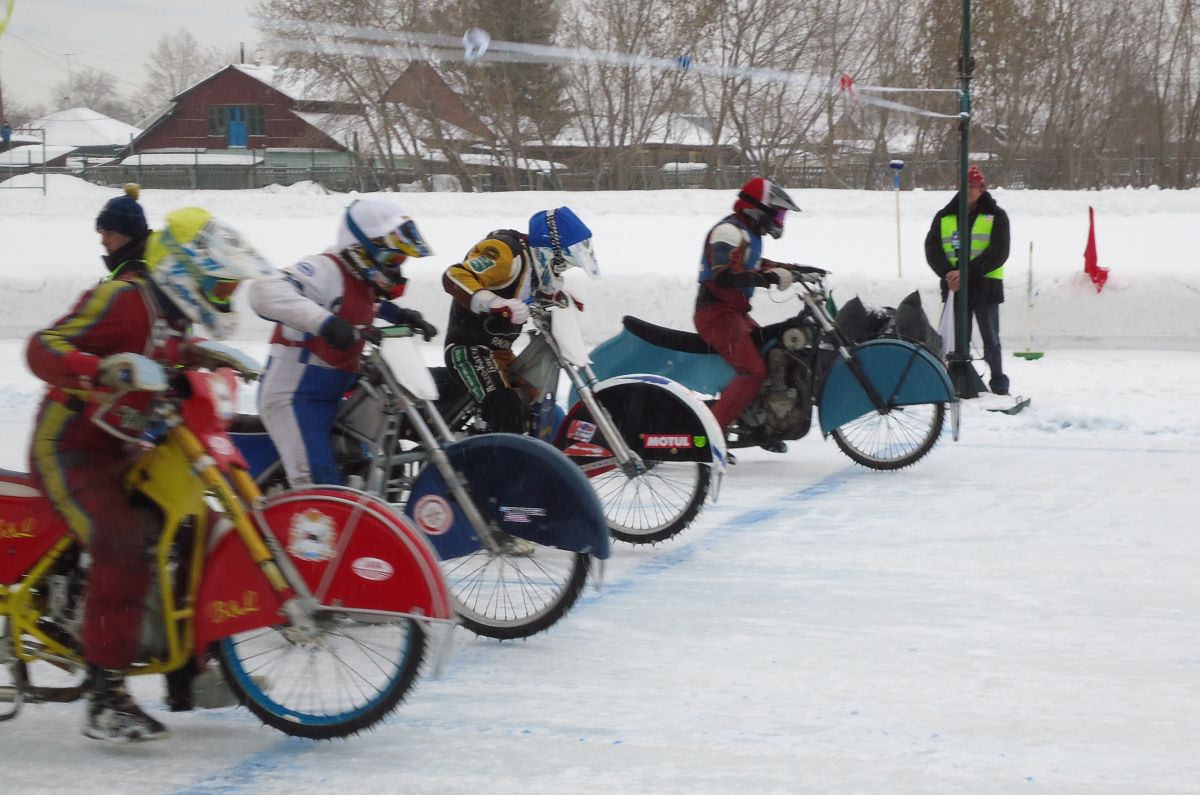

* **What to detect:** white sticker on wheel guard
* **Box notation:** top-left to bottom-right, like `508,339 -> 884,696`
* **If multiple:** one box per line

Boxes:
351,557 -> 395,582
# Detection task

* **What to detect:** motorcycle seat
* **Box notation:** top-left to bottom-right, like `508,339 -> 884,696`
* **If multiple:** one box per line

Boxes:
621,316 -> 716,355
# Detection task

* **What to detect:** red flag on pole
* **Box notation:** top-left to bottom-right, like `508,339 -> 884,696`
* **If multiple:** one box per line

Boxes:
1083,206 -> 1109,293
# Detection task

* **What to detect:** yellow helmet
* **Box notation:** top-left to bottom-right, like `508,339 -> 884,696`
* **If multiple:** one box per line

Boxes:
146,207 -> 275,339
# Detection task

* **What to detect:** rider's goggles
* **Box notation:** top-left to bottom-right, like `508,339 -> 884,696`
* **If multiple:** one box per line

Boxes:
382,219 -> 432,260
202,276 -> 240,309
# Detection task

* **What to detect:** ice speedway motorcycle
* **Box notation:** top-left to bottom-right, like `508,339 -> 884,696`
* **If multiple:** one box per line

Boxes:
433,293 -> 728,546
231,324 -> 612,641
0,343 -> 454,739
585,271 -> 959,470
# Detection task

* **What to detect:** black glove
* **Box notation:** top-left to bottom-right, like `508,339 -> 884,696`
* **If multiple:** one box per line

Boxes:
319,315 -> 357,350
392,308 -> 439,342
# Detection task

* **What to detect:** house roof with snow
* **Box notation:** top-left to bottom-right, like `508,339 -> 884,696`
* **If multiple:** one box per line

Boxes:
0,144 -> 81,166
23,108 -> 142,148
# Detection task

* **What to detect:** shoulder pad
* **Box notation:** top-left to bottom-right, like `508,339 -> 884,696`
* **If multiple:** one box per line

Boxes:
709,221 -> 748,249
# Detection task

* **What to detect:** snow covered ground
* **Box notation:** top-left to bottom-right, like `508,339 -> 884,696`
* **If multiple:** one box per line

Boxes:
0,177 -> 1197,793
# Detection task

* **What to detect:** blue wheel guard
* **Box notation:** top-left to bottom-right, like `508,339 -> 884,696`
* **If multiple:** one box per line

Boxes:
406,433 -> 611,561
818,339 -> 956,435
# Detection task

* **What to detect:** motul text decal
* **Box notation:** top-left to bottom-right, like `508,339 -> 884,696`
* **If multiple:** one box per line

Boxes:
641,434 -> 693,449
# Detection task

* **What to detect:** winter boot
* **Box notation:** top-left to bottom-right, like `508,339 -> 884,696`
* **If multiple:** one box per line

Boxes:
83,667 -> 168,742
165,658 -> 255,711
758,441 -> 789,454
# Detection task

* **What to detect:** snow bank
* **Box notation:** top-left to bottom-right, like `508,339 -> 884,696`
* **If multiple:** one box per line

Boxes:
0,176 -> 1196,349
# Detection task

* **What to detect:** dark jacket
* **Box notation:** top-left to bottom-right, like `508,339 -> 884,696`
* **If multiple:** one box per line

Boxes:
924,191 -> 1009,307
102,230 -> 150,279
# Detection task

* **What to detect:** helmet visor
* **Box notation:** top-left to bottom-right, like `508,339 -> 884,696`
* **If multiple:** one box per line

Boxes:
560,238 -> 599,277
383,219 -> 432,259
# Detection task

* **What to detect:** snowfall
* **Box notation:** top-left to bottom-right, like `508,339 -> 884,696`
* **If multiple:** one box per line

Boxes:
0,174 -> 1197,794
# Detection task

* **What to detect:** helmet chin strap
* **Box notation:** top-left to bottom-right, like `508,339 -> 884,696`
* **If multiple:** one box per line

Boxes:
545,209 -> 567,275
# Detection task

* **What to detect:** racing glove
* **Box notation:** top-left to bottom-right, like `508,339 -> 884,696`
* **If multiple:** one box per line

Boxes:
319,315 -> 358,350
471,290 -> 530,324
764,267 -> 795,290
388,307 -> 439,341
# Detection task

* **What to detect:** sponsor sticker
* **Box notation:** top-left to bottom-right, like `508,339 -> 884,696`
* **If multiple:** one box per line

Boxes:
467,255 -> 494,273
641,434 -> 693,449
414,495 -> 454,535
208,435 -> 235,456
567,419 -> 597,443
351,557 -> 395,582
287,508 -> 337,561
563,441 -> 611,458
500,505 -> 547,524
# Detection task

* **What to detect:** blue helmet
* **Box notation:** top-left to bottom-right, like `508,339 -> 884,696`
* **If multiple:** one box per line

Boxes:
527,207 -> 598,295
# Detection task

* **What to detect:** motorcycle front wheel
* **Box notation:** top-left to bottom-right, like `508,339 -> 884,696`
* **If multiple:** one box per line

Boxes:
831,401 -> 945,470
444,546 -> 589,641
217,614 -> 426,740
588,461 -> 711,545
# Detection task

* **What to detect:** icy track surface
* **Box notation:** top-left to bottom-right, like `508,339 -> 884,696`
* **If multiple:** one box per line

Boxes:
0,345 -> 1197,794
1,181 -> 1197,792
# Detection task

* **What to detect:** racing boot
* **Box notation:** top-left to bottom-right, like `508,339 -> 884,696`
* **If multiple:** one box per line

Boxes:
83,666 -> 168,742
165,657 -> 260,711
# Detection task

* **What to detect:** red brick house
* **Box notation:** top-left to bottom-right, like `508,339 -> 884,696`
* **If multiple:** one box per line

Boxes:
131,64 -> 353,153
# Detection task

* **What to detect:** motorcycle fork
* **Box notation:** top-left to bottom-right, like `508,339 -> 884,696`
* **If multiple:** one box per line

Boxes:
164,425 -> 321,637
385,383 -> 508,556
533,321 -> 645,478
798,288 -> 889,413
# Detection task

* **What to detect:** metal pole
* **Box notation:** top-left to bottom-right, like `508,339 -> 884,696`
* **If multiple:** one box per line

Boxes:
890,159 -> 905,278
946,0 -> 982,398
1025,241 -> 1034,351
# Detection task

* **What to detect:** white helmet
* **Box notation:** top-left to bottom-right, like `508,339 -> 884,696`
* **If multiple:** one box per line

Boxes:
146,207 -> 275,339
337,197 -> 432,298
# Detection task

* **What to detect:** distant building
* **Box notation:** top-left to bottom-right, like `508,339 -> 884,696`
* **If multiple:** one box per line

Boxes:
131,64 -> 353,153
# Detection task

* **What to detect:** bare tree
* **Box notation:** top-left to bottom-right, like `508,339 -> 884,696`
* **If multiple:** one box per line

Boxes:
51,67 -> 134,122
558,0 -> 720,189
255,0 -> 460,190
129,30 -> 231,125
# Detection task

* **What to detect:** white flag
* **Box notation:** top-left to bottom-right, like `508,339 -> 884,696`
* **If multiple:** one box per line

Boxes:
936,301 -> 954,361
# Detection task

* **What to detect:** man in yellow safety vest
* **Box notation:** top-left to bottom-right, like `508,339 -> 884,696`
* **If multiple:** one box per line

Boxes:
924,164 -> 1012,395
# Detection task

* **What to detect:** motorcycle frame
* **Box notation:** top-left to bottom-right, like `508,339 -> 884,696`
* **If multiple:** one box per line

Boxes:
340,333 -> 508,555
1,371 -> 328,685
524,300 -> 646,478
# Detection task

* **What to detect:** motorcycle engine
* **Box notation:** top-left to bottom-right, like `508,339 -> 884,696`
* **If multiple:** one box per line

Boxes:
740,348 -> 813,441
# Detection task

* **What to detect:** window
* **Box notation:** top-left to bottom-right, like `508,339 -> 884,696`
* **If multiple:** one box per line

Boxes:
208,106 -> 266,137
207,106 -> 226,136
248,106 -> 266,136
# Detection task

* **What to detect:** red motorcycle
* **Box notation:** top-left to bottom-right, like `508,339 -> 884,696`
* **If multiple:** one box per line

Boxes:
0,343 -> 453,739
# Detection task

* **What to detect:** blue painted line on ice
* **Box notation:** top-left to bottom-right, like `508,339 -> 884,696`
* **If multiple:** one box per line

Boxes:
577,468 -> 856,601
174,737 -> 313,794
173,468 -> 856,793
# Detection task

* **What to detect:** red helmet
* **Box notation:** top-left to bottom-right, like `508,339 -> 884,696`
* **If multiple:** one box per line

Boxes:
734,177 -> 800,239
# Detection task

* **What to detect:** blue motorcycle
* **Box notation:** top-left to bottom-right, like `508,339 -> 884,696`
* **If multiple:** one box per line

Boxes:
231,325 -> 610,641
585,273 -> 959,470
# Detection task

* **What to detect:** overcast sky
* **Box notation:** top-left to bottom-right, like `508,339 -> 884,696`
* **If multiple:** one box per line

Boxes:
0,0 -> 260,113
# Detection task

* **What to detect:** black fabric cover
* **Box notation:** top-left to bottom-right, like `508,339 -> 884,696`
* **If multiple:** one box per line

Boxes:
890,291 -> 942,356
833,296 -> 892,343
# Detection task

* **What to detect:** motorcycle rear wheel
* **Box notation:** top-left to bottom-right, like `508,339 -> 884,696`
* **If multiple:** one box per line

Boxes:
217,614 -> 426,739
444,547 -> 589,641
831,401 -> 945,470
